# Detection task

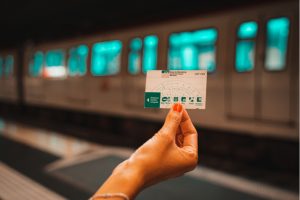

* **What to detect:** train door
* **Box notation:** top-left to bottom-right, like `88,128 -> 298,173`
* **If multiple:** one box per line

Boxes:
4,53 -> 18,102
228,17 -> 260,119
291,13 -> 299,126
228,8 -> 297,126
25,50 -> 47,105
166,25 -> 224,126
0,53 -> 17,102
65,44 -> 90,110
88,39 -> 125,114
258,12 -> 297,124
43,49 -> 68,107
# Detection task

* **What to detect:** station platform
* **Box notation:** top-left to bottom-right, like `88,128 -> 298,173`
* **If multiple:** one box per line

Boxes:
0,119 -> 298,200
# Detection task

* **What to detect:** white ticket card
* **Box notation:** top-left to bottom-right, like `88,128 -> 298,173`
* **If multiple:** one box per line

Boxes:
144,70 -> 207,109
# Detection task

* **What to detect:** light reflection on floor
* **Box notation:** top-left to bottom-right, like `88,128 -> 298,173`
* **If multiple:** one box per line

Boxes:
0,117 -> 298,200
0,118 -> 97,158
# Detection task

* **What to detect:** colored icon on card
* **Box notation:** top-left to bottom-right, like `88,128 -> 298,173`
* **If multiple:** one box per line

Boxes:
162,96 -> 170,102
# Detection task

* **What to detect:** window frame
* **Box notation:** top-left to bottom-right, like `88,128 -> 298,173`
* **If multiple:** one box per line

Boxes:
3,54 -> 14,78
43,49 -> 67,79
0,55 -> 3,79
67,44 -> 89,77
127,37 -> 143,76
0,53 -> 15,79
142,35 -> 159,75
234,20 -> 259,74
28,51 -> 44,78
167,26 -> 219,74
127,35 -> 159,76
263,16 -> 291,73
90,40 -> 123,77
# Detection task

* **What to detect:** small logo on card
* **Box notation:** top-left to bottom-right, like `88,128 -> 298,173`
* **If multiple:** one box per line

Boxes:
161,70 -> 169,78
145,92 -> 161,108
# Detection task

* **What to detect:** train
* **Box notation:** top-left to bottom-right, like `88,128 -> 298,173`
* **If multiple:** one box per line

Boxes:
0,0 -> 298,141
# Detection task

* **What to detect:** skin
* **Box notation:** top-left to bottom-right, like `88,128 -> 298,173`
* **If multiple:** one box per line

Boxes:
92,103 -> 198,199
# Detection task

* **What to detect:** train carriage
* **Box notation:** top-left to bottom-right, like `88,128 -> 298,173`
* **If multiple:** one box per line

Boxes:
22,1 -> 298,140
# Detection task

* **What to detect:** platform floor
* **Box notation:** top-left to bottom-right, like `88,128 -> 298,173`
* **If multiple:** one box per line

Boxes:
0,119 -> 298,200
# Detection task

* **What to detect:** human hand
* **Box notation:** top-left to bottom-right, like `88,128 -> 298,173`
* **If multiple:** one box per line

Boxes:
127,103 -> 198,187
94,103 -> 198,199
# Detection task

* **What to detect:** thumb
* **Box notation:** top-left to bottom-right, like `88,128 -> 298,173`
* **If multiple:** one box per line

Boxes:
160,103 -> 183,137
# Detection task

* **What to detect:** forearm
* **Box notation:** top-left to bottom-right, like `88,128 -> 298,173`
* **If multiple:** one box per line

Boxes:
93,160 -> 144,200
92,105 -> 198,199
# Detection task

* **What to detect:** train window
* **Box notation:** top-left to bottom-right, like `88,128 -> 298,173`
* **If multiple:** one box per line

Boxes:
4,55 -> 14,77
0,56 -> 3,77
265,17 -> 290,71
235,21 -> 258,72
238,21 -> 258,39
91,40 -> 122,76
44,49 -> 66,78
168,28 -> 217,72
143,35 -> 158,74
68,45 -> 88,76
128,38 -> 142,74
128,36 -> 158,74
29,51 -> 44,77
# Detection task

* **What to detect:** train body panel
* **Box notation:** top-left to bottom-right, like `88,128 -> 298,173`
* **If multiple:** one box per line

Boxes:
21,1 -> 298,140
0,49 -> 19,103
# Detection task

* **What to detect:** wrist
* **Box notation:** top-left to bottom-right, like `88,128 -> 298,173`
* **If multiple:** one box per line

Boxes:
95,159 -> 145,199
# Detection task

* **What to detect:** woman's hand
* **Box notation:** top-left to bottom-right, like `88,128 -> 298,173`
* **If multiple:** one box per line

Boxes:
94,103 -> 198,199
127,103 -> 198,187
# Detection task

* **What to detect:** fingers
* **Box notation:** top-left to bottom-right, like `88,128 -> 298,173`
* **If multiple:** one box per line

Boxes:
181,108 -> 197,135
176,132 -> 184,147
180,108 -> 198,153
160,103 -> 183,137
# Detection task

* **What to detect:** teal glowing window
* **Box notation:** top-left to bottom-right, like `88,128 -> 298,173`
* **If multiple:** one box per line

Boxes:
91,40 -> 122,76
265,17 -> 290,71
238,21 -> 258,39
68,45 -> 88,76
236,41 -> 255,72
46,50 -> 65,67
45,50 -> 66,78
29,51 -> 44,77
168,28 -> 217,72
0,56 -> 3,77
4,55 -> 14,77
235,21 -> 258,72
143,35 -> 158,74
128,38 -> 142,74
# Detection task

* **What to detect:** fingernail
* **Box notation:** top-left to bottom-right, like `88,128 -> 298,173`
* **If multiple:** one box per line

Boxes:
177,103 -> 182,112
173,103 -> 179,112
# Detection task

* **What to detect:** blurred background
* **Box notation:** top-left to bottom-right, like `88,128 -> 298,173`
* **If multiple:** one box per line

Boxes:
0,0 -> 298,199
